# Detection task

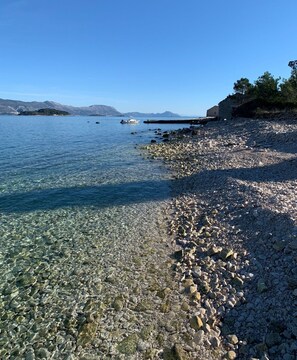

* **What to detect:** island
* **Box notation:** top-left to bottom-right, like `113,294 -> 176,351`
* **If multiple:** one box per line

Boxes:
18,108 -> 70,116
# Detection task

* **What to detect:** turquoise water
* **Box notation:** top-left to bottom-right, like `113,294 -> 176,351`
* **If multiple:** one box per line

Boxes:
0,115 -> 185,358
0,116 -> 176,211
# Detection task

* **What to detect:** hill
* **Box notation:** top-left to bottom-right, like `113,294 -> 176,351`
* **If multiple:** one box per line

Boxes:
0,98 -> 180,117
0,99 -> 121,116
124,111 -> 180,118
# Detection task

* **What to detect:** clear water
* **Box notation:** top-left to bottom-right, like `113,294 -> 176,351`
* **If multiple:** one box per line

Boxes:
0,116 -> 179,211
0,115 -> 187,358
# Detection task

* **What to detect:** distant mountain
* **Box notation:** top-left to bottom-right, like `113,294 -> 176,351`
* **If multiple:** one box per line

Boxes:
43,101 -> 121,116
124,111 -> 180,118
0,98 -> 180,117
0,99 -> 121,116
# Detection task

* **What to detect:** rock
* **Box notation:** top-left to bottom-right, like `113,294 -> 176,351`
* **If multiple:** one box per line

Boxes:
174,249 -> 184,261
173,344 -> 188,360
257,278 -> 268,293
203,323 -> 211,333
265,332 -> 282,347
226,350 -> 237,359
254,342 -> 268,354
105,275 -> 116,284
232,276 -> 244,287
77,322 -> 97,347
181,301 -> 190,311
145,349 -> 159,358
160,300 -> 171,313
287,276 -> 297,289
191,291 -> 201,302
134,300 -> 153,312
163,344 -> 188,360
157,333 -> 165,346
208,246 -> 222,256
16,274 -> 37,288
289,240 -> 297,250
201,215 -> 211,226
227,334 -> 239,345
283,354 -> 295,360
112,298 -> 123,311
210,336 -> 220,348
219,248 -> 234,260
157,287 -> 171,299
183,278 -> 194,288
137,340 -> 149,352
273,241 -> 286,251
188,285 -> 197,294
198,281 -> 210,294
35,348 -> 50,359
190,316 -> 203,330
193,330 -> 204,344
25,349 -> 35,360
117,334 -> 138,355
140,325 -> 154,340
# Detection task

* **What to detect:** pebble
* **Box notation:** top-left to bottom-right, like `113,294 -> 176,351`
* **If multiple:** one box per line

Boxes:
226,350 -> 237,359
147,118 -> 297,360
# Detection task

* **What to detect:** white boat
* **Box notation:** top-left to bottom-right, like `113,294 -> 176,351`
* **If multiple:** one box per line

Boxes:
120,118 -> 139,124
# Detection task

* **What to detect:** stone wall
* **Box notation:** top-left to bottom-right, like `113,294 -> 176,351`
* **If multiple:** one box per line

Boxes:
218,97 -> 240,120
206,105 -> 219,117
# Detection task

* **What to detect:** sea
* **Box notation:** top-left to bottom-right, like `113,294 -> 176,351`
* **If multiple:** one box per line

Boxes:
0,115 -> 188,357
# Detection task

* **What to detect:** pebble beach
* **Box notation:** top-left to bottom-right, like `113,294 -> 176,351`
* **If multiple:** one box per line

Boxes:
146,117 -> 297,359
1,116 -> 296,360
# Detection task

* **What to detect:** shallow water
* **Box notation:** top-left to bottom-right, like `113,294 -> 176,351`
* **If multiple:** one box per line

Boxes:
0,116 -> 187,358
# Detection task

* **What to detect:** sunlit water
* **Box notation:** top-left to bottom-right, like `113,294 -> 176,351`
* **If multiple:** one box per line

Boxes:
0,116 -> 187,358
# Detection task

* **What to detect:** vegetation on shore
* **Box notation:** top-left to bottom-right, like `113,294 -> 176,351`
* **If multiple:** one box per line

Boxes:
18,108 -> 70,116
231,61 -> 297,117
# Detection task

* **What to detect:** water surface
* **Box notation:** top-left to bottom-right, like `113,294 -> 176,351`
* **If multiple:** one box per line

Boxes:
0,115 -> 187,358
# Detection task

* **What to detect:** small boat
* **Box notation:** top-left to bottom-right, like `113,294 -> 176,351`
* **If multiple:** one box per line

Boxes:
120,118 -> 139,124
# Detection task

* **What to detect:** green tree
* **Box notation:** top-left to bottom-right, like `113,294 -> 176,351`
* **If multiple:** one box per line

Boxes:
280,68 -> 297,103
233,77 -> 253,95
254,71 -> 280,100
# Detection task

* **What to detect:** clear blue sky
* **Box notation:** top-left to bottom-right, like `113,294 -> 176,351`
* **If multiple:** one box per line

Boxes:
0,0 -> 296,115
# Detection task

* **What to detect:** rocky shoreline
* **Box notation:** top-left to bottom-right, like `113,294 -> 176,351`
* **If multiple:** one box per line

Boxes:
145,117 -> 297,359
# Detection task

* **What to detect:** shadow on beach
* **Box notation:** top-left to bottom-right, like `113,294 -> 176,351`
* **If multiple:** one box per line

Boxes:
173,157 -> 297,359
246,129 -> 297,154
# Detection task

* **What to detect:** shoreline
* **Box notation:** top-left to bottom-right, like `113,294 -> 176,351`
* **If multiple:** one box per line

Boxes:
146,117 -> 297,359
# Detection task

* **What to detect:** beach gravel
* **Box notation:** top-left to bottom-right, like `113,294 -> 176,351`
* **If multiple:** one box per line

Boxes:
146,117 -> 297,360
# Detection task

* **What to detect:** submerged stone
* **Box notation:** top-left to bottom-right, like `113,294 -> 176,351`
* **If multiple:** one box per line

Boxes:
257,278 -> 268,293
134,300 -> 153,312
77,322 -> 97,347
163,344 -> 188,360
160,300 -> 171,313
156,287 -> 171,299
117,333 -> 138,355
16,274 -> 37,288
140,325 -> 154,340
112,297 -> 124,311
